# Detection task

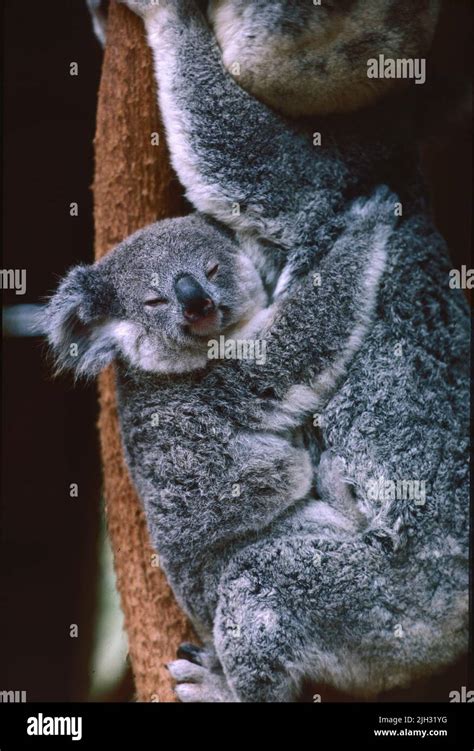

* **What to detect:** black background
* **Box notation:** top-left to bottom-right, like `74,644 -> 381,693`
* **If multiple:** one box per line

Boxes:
2,0 -> 103,701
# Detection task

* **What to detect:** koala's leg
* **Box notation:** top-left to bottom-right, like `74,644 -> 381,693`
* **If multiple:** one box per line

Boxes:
119,0 -> 331,245
186,431 -> 313,545
212,534 -> 464,702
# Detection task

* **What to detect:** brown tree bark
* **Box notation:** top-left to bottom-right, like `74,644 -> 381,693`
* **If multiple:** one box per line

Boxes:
93,0 -> 194,702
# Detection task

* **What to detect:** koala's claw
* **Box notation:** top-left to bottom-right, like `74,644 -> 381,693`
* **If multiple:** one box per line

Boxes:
167,657 -> 237,703
176,642 -> 204,665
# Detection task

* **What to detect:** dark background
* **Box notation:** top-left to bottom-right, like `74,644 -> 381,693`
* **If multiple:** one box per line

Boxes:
2,0 -> 103,701
1,0 -> 472,702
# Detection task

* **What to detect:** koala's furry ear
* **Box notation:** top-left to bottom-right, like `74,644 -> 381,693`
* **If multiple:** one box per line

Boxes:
43,264 -> 119,378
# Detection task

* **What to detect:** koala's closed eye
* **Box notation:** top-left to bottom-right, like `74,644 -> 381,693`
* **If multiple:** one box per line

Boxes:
205,262 -> 219,280
144,295 -> 168,308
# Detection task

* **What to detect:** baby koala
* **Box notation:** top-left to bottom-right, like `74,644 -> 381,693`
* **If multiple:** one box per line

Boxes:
46,216 -> 270,378
44,194 -> 394,702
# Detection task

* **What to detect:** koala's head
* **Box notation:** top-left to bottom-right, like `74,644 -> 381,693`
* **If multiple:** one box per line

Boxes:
44,214 -> 267,377
208,0 -> 441,116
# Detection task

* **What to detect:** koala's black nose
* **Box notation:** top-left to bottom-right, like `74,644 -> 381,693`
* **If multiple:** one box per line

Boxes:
174,274 -> 215,321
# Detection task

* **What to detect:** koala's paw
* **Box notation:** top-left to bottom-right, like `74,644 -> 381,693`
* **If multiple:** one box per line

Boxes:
168,644 -> 236,703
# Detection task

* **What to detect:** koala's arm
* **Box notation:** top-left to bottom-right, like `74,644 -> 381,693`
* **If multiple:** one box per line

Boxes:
223,189 -> 397,430
120,0 -> 345,248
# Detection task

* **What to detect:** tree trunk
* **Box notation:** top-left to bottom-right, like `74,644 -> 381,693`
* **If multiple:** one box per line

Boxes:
93,0 -> 194,703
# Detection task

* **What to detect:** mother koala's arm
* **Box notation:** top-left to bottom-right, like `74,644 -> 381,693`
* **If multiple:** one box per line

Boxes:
224,187 -> 398,432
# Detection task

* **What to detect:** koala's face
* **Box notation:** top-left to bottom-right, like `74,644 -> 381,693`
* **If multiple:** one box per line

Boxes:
44,215 -> 267,376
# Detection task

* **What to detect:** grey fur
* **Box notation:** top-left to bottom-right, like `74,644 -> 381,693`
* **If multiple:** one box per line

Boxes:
44,0 -> 469,701
207,0 -> 441,116
119,0 -> 441,116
